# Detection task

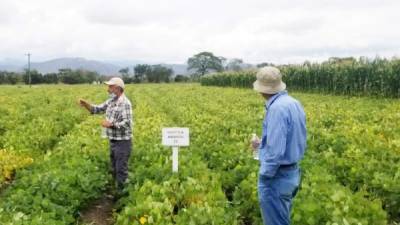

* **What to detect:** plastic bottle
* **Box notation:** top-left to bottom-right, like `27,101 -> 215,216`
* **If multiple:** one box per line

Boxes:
251,133 -> 259,160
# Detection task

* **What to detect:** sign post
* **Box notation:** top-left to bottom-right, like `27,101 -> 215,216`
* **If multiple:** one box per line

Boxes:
162,128 -> 190,173
172,146 -> 179,172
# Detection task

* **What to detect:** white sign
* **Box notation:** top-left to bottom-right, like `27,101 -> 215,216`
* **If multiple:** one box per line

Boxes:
162,127 -> 190,173
162,127 -> 190,147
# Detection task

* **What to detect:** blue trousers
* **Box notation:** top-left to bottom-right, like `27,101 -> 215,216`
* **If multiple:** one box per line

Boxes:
258,166 -> 301,225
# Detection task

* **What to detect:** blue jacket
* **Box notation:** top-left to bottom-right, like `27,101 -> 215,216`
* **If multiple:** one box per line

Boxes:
259,91 -> 307,177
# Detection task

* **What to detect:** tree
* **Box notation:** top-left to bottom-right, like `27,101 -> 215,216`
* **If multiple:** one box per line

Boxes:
133,64 -> 151,83
219,56 -> 227,68
187,52 -> 224,76
119,67 -> 132,83
174,75 -> 189,82
43,73 -> 59,84
23,69 -> 43,84
81,70 -> 99,84
225,58 -> 244,71
6,73 -> 19,84
257,62 -> 275,68
58,68 -> 99,84
119,67 -> 129,76
0,71 -> 7,84
58,68 -> 73,83
147,65 -> 173,83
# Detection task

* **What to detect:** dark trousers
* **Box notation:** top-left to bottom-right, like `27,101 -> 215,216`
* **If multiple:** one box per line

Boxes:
109,139 -> 132,186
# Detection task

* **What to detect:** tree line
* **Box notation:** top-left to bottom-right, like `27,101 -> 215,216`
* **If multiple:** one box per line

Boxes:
0,69 -> 103,85
0,51 -> 262,85
118,64 -> 189,83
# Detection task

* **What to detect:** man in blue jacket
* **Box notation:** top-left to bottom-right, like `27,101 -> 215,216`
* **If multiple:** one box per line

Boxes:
252,66 -> 307,225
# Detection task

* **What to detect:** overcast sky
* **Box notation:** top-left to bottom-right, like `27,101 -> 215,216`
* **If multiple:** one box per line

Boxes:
0,0 -> 399,64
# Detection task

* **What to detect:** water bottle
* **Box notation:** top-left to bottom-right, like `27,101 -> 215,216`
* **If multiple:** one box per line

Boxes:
251,133 -> 259,160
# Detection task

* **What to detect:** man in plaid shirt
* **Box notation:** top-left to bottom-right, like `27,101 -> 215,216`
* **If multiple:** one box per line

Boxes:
80,77 -> 133,195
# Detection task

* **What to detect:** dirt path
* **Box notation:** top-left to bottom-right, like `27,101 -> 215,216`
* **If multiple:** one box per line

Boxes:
78,194 -> 115,225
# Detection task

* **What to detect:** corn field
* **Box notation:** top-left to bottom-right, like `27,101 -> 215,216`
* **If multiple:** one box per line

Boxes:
200,58 -> 400,97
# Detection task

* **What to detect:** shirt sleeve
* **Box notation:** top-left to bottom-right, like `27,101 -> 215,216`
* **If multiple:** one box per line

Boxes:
90,100 -> 110,114
113,103 -> 132,130
259,106 -> 289,178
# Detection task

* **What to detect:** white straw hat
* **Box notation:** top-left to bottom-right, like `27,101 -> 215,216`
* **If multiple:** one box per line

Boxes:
253,66 -> 286,94
104,77 -> 125,89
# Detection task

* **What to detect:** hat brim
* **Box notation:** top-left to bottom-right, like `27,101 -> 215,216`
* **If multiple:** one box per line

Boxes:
104,81 -> 124,88
253,80 -> 286,94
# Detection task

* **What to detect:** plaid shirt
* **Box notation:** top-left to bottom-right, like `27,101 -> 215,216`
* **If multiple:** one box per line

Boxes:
91,94 -> 133,140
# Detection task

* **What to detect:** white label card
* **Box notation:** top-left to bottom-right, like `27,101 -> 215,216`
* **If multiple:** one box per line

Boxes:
162,127 -> 190,147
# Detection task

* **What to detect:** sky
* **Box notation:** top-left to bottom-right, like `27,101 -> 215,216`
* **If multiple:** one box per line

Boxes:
0,0 -> 399,64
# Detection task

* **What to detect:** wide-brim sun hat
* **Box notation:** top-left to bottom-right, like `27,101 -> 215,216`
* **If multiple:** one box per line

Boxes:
253,66 -> 286,94
104,77 -> 125,89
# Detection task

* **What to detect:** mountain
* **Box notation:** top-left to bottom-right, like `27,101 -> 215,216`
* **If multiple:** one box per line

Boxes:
102,59 -> 148,68
0,57 -> 190,76
0,57 -> 121,75
0,64 -> 22,72
29,57 -> 121,75
0,58 -> 25,72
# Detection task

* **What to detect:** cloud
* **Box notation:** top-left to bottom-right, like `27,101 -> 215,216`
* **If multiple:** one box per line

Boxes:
0,0 -> 19,24
0,0 -> 399,64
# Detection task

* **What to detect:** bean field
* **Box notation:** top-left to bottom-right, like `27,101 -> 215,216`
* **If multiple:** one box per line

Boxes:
0,84 -> 399,225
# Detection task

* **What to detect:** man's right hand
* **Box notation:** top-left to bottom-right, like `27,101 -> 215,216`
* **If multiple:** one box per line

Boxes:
79,99 -> 89,107
79,99 -> 91,111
